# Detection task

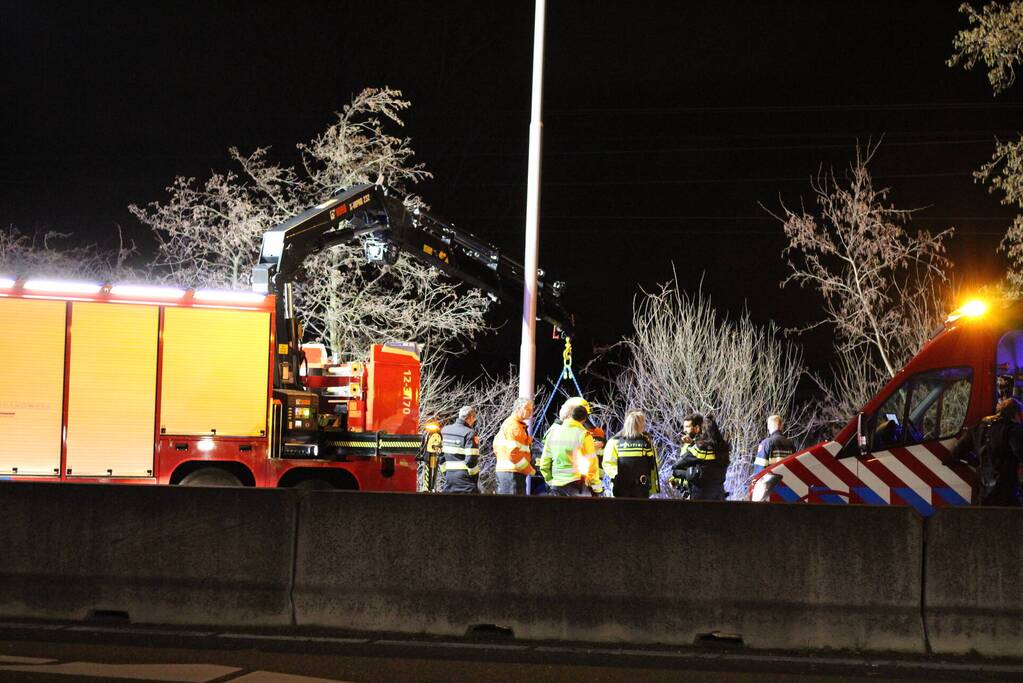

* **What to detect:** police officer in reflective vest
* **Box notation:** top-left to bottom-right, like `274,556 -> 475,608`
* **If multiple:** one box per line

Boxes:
671,413 -> 730,500
493,397 -> 535,495
752,414 -> 796,475
604,410 -> 659,498
539,400 -> 603,496
440,405 -> 481,494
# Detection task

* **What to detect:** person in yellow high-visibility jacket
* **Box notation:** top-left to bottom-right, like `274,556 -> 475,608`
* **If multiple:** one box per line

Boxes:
493,397 -> 536,495
604,410 -> 660,498
539,400 -> 603,496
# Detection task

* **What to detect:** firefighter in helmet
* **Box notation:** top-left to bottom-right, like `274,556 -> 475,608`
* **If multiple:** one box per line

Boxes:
539,398 -> 603,496
604,410 -> 659,498
439,405 -> 481,494
494,397 -> 536,495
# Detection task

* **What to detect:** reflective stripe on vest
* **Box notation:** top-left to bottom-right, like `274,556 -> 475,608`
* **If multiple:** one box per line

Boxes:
442,445 -> 480,456
690,446 -> 717,461
755,452 -> 791,467
496,457 -> 532,472
441,461 -> 480,475
494,437 -> 530,452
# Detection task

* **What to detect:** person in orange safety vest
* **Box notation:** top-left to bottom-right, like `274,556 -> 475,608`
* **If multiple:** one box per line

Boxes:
494,397 -> 535,495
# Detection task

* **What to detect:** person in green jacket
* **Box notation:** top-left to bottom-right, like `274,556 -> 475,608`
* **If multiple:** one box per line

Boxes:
540,400 -> 603,496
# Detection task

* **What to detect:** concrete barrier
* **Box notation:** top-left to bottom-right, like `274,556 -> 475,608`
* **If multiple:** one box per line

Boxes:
294,493 -> 925,652
0,482 -> 296,626
924,507 -> 1023,656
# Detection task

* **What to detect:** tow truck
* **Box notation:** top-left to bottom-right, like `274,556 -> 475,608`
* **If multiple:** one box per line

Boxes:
750,299 -> 1015,514
0,184 -> 572,491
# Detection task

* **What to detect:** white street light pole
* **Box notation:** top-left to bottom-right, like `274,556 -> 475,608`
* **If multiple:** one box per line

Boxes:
518,0 -> 546,399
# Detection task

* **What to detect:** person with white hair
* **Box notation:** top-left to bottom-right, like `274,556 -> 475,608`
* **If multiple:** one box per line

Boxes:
603,410 -> 659,498
753,414 -> 796,475
439,405 -> 481,494
493,397 -> 536,495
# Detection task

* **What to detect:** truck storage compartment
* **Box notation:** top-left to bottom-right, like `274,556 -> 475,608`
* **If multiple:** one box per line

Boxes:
65,302 -> 158,477
160,307 -> 270,437
0,298 -> 66,476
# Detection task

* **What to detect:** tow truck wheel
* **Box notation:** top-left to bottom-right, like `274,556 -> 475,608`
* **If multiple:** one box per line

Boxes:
294,478 -> 335,490
179,467 -> 243,487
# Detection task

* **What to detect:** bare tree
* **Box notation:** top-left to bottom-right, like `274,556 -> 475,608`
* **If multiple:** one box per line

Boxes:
129,171 -> 268,289
950,2 -> 1023,294
0,225 -> 138,282
130,87 -> 490,367
608,278 -> 811,500
296,250 -> 490,363
768,143 -> 953,380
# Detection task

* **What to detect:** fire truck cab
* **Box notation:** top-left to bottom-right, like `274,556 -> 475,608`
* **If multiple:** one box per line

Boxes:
752,299 -> 1023,514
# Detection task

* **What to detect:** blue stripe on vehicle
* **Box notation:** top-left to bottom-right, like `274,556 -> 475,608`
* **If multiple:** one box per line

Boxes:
773,484 -> 800,502
934,486 -> 969,507
852,486 -> 887,505
820,493 -> 848,505
892,487 -> 935,517
807,485 -> 847,504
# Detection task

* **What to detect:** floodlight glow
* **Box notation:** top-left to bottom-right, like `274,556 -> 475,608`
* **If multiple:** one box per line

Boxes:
197,438 -> 215,453
0,277 -> 15,289
23,279 -> 102,294
194,290 -> 267,304
110,284 -> 186,299
946,298 -> 990,324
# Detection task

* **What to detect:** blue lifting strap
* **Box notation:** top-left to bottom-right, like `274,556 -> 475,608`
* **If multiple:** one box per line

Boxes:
530,338 -> 585,437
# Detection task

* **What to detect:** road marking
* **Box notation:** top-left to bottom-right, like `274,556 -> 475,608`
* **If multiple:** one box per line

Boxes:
0,661 -> 239,681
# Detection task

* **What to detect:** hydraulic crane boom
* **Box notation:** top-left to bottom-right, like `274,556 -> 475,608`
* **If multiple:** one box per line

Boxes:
252,183 -> 572,389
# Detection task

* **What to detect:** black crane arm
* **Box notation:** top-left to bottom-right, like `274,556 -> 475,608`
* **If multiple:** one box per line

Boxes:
251,184 -> 572,387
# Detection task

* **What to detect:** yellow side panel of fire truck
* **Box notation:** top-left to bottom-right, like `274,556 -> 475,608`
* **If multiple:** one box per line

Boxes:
0,298 -> 66,476
160,307 -> 270,437
65,302 -> 158,477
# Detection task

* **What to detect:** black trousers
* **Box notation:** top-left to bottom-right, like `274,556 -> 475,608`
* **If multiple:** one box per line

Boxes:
442,470 -> 478,494
612,480 -> 651,498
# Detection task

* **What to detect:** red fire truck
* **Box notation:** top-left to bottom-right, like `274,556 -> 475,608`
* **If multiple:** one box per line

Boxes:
750,299 -> 1019,514
0,185 -> 571,491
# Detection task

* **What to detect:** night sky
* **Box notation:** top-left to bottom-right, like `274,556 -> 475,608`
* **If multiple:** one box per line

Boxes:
3,1 -> 1022,380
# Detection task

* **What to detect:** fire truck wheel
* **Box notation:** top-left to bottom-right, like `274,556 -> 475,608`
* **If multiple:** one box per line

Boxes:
293,478 -> 335,490
179,467 -> 243,487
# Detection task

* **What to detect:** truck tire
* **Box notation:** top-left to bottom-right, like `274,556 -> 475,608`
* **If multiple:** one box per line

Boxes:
179,467 -> 243,487
294,478 -> 335,490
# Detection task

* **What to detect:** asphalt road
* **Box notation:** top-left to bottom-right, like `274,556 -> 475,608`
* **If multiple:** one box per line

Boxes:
0,621 -> 1020,683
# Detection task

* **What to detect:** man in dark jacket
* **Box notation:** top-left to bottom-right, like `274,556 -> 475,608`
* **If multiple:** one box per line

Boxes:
753,415 -> 797,475
440,406 -> 481,494
945,398 -> 1023,506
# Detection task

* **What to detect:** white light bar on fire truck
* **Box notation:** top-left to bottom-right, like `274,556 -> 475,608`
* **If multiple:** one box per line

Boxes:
110,284 -> 187,299
194,289 -> 267,305
23,279 -> 102,294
